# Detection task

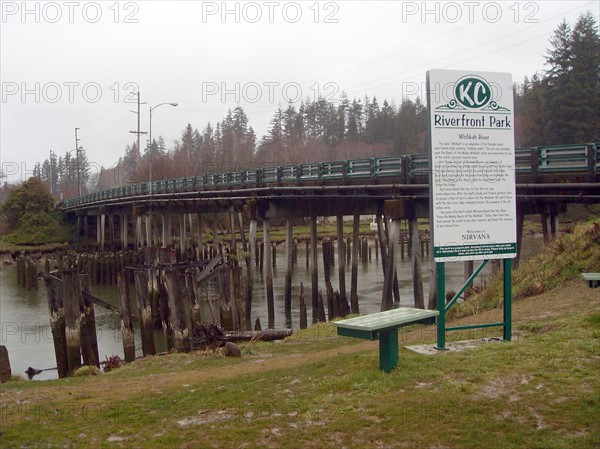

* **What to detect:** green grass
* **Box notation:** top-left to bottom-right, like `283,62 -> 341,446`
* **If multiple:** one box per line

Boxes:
0,240 -> 70,255
450,218 -> 600,319
2,305 -> 599,449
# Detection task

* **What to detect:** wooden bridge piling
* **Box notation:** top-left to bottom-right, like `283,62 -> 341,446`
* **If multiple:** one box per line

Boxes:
42,273 -> 68,378
134,270 -> 156,356
409,216 -> 424,309
336,215 -> 347,306
157,272 -> 174,351
382,200 -> 404,311
322,239 -> 335,320
165,269 -> 191,352
284,218 -> 293,329
263,218 -> 275,329
117,271 -> 136,363
109,214 -> 116,252
83,215 -> 89,251
63,270 -> 82,374
299,282 -> 307,329
310,215 -> 319,324
79,273 -> 100,368
305,240 -> 310,269
235,212 -> 251,328
350,213 -> 360,314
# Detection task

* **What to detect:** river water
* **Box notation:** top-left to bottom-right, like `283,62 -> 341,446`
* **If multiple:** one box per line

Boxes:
0,236 -> 542,381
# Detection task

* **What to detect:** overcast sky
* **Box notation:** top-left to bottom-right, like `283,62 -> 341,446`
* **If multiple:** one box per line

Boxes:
1,0 -> 597,184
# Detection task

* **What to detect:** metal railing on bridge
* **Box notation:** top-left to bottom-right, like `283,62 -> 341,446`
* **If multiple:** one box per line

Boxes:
63,142 -> 599,209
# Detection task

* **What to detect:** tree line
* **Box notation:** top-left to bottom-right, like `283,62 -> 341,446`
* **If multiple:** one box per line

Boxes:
32,11 -> 597,195
32,149 -> 91,199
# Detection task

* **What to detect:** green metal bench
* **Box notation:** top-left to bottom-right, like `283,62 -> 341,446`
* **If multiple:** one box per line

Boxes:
581,273 -> 600,288
334,307 -> 439,372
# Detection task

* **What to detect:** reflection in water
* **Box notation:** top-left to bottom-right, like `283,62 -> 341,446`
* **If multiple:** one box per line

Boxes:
1,235 -> 542,381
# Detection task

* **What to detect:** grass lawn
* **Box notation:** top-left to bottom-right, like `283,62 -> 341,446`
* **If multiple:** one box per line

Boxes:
1,279 -> 598,449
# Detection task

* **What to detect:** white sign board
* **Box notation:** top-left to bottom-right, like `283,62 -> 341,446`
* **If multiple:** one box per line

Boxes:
427,69 -> 516,262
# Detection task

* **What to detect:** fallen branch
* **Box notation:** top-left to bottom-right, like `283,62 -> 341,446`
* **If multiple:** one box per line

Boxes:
222,329 -> 293,342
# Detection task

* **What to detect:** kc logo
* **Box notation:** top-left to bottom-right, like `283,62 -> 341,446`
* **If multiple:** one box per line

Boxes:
455,76 -> 492,109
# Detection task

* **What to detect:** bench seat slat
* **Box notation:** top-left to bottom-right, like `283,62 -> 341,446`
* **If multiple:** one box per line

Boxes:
581,273 -> 600,281
581,272 -> 600,288
334,307 -> 439,335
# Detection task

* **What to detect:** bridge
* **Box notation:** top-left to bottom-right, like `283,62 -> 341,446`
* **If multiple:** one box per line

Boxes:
58,142 -> 599,330
63,142 -> 599,246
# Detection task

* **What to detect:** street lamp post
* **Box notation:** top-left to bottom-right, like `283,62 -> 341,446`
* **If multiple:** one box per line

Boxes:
148,102 -> 178,194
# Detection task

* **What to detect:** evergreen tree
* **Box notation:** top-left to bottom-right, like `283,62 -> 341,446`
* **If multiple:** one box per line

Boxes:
569,12 -> 600,142
544,19 -> 574,143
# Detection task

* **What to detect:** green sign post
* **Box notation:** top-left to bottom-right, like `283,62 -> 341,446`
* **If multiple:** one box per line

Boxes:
426,69 -> 516,349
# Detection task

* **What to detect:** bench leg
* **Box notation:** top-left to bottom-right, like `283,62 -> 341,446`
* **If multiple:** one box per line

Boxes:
379,329 -> 398,372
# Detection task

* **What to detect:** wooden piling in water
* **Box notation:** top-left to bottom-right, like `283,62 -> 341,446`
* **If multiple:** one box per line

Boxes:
217,267 -> 233,329
336,215 -> 347,306
109,214 -> 116,252
248,215 -> 258,329
165,269 -> 191,352
0,346 -> 11,383
317,291 -> 326,323
350,214 -> 360,314
382,201 -> 403,311
238,212 -> 252,331
79,273 -> 100,368
117,271 -> 136,362
361,237 -> 368,263
428,259 -> 438,310
27,259 -> 38,290
323,240 -> 336,320
409,217 -> 424,309
284,218 -> 293,328
383,214 -> 401,307
346,236 -> 352,264
259,241 -> 264,273
156,274 -> 174,351
217,265 -> 245,331
305,240 -> 310,269
188,268 -> 205,326
299,282 -> 307,330
292,240 -> 298,266
212,213 -> 219,258
400,233 -> 406,261
229,211 -> 237,257
84,216 -> 89,251
134,270 -> 156,356
41,272 -> 68,378
263,219 -> 275,329
197,213 -> 203,254
62,270 -> 82,374
310,215 -> 319,324
16,256 -> 23,287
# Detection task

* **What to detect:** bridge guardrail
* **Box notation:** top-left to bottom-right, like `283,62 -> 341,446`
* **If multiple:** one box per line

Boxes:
61,142 -> 598,208
538,144 -> 590,173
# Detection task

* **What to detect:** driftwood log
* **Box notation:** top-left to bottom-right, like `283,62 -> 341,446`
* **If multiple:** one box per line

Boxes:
222,329 -> 293,342
192,323 -> 292,348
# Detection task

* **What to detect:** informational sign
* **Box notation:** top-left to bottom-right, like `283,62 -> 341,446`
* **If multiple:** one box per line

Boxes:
427,69 -> 516,262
